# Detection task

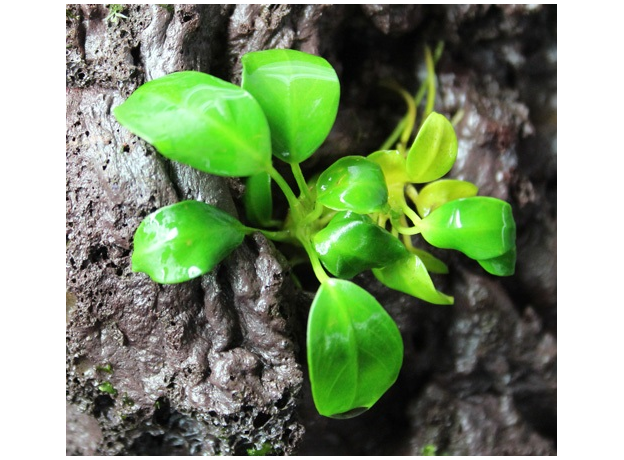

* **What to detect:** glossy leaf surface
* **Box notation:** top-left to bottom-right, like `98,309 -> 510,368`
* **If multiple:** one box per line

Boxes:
307,278 -> 403,418
415,179 -> 478,218
244,172 -> 273,227
373,253 -> 453,305
241,49 -> 340,163
368,149 -> 410,210
114,71 -> 272,177
478,247 -> 516,276
312,212 -> 407,279
316,156 -> 388,213
420,197 -> 516,260
132,200 -> 245,284
406,112 -> 458,183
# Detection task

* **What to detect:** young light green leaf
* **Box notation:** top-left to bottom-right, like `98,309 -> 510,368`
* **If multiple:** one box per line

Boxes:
415,179 -> 478,218
244,172 -> 274,227
368,150 -> 410,186
477,247 -> 516,276
368,149 -> 410,211
113,71 -> 272,177
406,112 -> 458,183
408,247 -> 449,274
312,212 -> 407,279
307,278 -> 403,418
316,156 -> 388,214
241,48 -> 340,164
132,200 -> 246,284
373,253 -> 453,305
420,197 -> 516,260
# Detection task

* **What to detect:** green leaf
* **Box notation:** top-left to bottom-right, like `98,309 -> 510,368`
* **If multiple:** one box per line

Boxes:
241,48 -> 340,163
368,149 -> 410,185
368,149 -> 410,211
420,197 -> 516,260
406,112 -> 458,183
415,179 -> 478,218
307,278 -> 403,418
477,247 -> 516,276
312,212 -> 407,279
113,71 -> 272,177
316,156 -> 388,213
244,172 -> 274,227
373,253 -> 453,305
132,200 -> 246,284
408,247 -> 449,274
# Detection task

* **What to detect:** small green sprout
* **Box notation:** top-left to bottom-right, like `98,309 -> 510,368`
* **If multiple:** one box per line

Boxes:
105,4 -> 127,24
422,444 -> 439,456
246,442 -> 274,456
98,381 -> 117,396
113,47 -> 516,419
96,363 -> 113,374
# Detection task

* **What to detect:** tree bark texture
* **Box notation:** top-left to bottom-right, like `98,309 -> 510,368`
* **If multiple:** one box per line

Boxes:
66,4 -> 556,455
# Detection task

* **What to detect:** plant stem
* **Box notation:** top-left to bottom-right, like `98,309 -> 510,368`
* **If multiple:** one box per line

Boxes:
377,213 -> 389,230
302,201 -> 325,226
405,184 -> 419,206
244,226 -> 293,242
266,165 -> 329,284
393,223 -> 421,236
301,240 -> 329,284
451,108 -> 465,127
401,231 -> 415,251
318,209 -> 337,227
379,44 -> 443,151
380,118 -> 406,151
267,165 -> 300,215
291,162 -> 314,204
423,45 -> 436,121
402,204 -> 422,227
379,81 -> 416,152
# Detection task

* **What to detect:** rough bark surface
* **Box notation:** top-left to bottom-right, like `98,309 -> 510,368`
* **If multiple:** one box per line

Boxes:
66,4 -> 556,455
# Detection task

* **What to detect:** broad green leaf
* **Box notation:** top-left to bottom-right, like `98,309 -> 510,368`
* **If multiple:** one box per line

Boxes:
316,156 -> 388,213
478,247 -> 516,276
373,253 -> 453,305
420,197 -> 516,260
132,200 -> 246,284
312,212 -> 407,279
415,179 -> 478,218
408,247 -> 449,274
241,48 -> 340,163
114,71 -> 272,177
406,112 -> 458,183
244,172 -> 274,227
368,149 -> 410,211
368,150 -> 410,185
307,278 -> 403,418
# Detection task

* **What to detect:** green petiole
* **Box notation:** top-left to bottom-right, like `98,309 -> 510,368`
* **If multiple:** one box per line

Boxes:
266,161 -> 331,285
303,240 -> 330,284
379,42 -> 444,151
423,45 -> 436,122
267,165 -> 301,217
244,226 -> 293,243
291,162 -> 314,205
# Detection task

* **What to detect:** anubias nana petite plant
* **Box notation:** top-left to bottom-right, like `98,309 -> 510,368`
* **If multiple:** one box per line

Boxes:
113,48 -> 516,419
